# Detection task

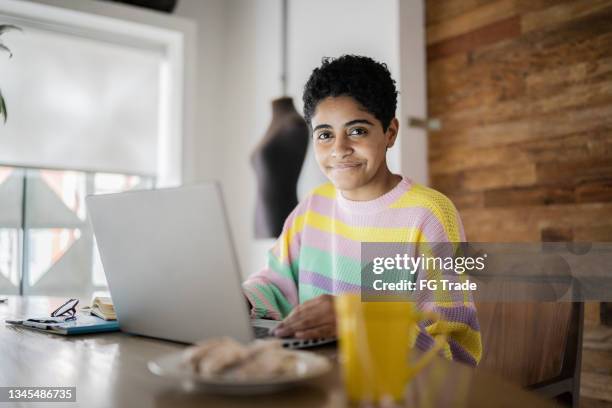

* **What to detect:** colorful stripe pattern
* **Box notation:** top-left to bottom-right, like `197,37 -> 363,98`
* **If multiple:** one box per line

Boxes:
243,177 -> 482,365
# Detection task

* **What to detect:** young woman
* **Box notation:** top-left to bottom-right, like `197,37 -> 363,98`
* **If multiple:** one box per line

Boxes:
243,55 -> 482,366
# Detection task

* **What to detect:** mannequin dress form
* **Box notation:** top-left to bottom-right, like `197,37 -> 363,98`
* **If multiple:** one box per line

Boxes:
251,97 -> 309,238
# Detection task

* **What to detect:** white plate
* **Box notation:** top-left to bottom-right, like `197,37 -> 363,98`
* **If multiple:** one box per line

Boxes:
148,350 -> 332,395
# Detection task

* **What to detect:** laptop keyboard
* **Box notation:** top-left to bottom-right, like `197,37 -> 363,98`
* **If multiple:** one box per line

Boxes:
253,326 -> 270,338
251,323 -> 336,348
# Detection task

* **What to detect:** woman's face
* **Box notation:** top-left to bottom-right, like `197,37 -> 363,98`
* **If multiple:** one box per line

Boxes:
311,96 -> 398,198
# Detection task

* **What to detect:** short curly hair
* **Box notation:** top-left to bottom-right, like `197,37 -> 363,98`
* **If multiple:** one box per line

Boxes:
302,55 -> 398,131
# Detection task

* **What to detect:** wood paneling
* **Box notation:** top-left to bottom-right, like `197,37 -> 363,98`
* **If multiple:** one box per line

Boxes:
427,16 -> 521,61
427,0 -> 612,235
427,0 -> 517,45
426,0 -> 612,390
521,0 -> 612,33
426,0 -> 490,26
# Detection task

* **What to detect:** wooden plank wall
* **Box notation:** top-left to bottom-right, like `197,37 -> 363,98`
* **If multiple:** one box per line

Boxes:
426,0 -> 612,243
426,0 -> 612,387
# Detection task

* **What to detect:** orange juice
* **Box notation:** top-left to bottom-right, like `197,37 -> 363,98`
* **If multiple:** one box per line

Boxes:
335,294 -> 447,403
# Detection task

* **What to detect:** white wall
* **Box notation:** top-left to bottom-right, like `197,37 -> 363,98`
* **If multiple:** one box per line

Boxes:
399,0 -> 428,185
176,0 -> 283,279
174,0 -> 227,183
287,0 -> 402,197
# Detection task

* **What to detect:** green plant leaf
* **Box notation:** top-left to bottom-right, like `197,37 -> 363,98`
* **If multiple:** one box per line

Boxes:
0,88 -> 6,124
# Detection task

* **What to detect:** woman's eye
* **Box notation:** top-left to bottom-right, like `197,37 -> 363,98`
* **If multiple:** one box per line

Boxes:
317,132 -> 332,141
349,128 -> 367,136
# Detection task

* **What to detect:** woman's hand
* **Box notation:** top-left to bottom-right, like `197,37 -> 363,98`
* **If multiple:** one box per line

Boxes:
273,294 -> 336,339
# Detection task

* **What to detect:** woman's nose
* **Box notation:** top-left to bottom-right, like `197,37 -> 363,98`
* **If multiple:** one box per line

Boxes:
332,136 -> 353,158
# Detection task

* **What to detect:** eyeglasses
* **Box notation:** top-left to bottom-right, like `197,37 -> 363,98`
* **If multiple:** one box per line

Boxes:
50,298 -> 79,321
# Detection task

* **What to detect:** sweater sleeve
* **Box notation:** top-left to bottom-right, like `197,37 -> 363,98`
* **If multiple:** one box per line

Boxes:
242,205 -> 302,320
413,192 -> 483,366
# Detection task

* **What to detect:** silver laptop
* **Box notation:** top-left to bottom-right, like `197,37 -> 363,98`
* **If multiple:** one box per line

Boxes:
86,182 -> 334,348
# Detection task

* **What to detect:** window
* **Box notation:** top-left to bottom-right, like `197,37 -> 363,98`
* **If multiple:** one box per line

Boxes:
0,165 -> 154,297
0,24 -> 163,174
0,0 -> 191,297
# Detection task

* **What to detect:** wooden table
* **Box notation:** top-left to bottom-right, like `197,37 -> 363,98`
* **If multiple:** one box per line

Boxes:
0,296 -> 556,407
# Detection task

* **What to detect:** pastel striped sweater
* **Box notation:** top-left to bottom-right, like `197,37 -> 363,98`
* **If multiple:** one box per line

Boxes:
242,176 -> 482,366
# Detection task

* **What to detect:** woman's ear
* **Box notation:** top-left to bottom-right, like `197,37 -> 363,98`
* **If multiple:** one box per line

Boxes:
386,117 -> 399,149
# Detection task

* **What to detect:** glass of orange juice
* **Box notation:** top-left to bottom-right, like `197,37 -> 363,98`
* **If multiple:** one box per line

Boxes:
335,294 -> 447,404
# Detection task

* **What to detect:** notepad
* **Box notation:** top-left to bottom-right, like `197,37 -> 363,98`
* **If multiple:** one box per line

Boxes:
5,314 -> 120,335
90,296 -> 116,320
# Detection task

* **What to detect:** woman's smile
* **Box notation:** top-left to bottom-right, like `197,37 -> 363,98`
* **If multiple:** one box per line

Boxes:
329,162 -> 364,171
